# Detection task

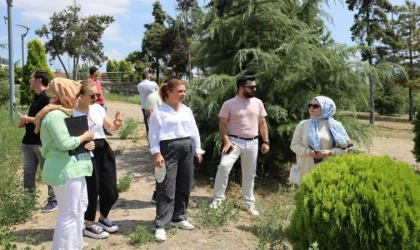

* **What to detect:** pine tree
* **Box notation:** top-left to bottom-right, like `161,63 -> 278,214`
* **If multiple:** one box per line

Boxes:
346,0 -> 394,124
20,39 -> 54,105
393,0 -> 420,121
142,1 -> 167,83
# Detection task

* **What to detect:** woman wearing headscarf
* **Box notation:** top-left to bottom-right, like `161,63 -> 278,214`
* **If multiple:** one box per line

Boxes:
34,77 -> 95,250
290,96 -> 353,185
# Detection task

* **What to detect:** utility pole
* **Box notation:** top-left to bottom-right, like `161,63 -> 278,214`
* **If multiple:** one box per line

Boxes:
6,0 -> 15,121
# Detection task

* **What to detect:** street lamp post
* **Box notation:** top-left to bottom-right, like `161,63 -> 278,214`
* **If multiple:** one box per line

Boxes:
16,24 -> 30,69
6,0 -> 14,121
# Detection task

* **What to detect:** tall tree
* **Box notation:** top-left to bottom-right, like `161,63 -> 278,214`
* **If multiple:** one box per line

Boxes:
142,1 -> 167,83
175,0 -> 199,80
35,4 -> 114,80
346,0 -> 394,124
393,0 -> 420,121
125,51 -> 150,73
20,39 -> 54,105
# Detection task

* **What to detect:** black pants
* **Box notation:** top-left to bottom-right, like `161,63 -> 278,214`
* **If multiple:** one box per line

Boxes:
142,109 -> 149,134
85,139 -> 119,221
155,138 -> 195,229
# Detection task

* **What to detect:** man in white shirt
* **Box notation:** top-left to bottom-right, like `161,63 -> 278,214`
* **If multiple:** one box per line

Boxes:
137,72 -> 159,133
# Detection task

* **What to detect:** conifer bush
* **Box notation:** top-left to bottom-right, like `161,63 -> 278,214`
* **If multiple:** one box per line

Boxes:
412,106 -> 420,162
286,154 -> 420,250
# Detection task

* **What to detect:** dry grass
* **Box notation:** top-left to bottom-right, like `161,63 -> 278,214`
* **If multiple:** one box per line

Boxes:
356,112 -> 414,140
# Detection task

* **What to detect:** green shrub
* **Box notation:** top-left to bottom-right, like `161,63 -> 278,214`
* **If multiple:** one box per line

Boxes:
117,172 -> 132,192
118,117 -> 139,139
286,154 -> 420,250
106,93 -> 140,105
192,200 -> 238,229
129,226 -> 154,246
0,66 -> 9,106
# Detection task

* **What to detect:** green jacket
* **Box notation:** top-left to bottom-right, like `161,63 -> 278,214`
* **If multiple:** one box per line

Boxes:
40,110 -> 92,186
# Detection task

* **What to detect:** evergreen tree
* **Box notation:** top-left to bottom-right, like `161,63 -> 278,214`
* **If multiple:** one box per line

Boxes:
20,39 -> 54,105
346,0 -> 394,124
142,1 -> 167,83
106,59 -> 119,72
393,0 -> 420,121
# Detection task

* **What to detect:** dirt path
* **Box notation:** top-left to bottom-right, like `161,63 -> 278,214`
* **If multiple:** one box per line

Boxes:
12,101 -> 259,250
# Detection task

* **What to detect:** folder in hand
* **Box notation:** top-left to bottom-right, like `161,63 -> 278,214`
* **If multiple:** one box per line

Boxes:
64,115 -> 94,161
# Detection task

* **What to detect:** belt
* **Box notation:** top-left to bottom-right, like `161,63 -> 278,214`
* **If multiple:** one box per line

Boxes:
228,135 -> 258,140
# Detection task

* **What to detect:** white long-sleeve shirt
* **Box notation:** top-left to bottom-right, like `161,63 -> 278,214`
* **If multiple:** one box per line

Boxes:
148,103 -> 205,155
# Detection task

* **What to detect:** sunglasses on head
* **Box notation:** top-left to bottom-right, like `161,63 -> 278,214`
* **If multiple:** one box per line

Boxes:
308,104 -> 321,109
82,93 -> 101,99
244,85 -> 257,90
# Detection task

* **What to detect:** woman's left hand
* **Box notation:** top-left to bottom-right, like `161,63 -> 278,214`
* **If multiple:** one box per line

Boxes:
195,154 -> 202,164
113,111 -> 124,127
84,141 -> 96,151
318,150 -> 332,158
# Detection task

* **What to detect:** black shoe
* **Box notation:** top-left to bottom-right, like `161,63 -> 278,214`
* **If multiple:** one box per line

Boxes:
105,131 -> 113,136
151,191 -> 157,204
98,218 -> 119,232
83,224 -> 109,239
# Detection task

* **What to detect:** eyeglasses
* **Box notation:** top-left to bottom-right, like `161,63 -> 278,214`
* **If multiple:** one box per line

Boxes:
308,104 -> 321,109
82,93 -> 101,99
244,85 -> 257,90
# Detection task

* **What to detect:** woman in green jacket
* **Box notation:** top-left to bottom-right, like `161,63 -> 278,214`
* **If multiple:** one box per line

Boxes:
34,78 -> 95,250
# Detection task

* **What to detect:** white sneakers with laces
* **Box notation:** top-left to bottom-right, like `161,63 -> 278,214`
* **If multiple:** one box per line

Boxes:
170,220 -> 194,230
246,204 -> 260,216
155,228 -> 166,241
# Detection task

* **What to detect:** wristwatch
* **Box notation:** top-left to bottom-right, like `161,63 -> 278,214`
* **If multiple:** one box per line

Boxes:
262,141 -> 270,145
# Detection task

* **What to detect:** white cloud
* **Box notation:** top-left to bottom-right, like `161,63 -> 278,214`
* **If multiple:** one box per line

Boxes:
103,23 -> 141,47
106,48 -> 123,60
136,0 -> 159,4
0,36 -> 7,41
15,0 -> 135,22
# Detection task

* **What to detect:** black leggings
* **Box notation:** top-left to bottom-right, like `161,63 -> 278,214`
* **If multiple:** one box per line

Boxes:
84,139 -> 119,221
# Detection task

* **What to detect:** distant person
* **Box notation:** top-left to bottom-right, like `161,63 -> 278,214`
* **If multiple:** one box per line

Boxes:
74,80 -> 124,239
210,75 -> 270,216
137,72 -> 159,133
148,78 -> 204,241
17,70 -> 57,213
88,66 -> 112,136
34,77 -> 95,250
290,96 -> 352,185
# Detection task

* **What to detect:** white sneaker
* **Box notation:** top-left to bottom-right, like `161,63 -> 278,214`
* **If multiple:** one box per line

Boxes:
246,205 -> 260,216
170,220 -> 194,230
210,199 -> 222,209
155,228 -> 166,241
83,224 -> 109,239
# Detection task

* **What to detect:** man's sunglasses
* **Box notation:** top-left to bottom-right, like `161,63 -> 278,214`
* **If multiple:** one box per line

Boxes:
244,85 -> 257,90
308,104 -> 321,109
82,93 -> 101,99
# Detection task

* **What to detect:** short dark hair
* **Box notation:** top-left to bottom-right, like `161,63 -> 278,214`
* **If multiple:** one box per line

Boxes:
237,75 -> 256,90
89,66 -> 99,76
33,70 -> 50,87
142,72 -> 150,80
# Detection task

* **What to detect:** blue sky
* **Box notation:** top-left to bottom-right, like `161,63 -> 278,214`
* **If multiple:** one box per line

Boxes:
0,0 -> 412,72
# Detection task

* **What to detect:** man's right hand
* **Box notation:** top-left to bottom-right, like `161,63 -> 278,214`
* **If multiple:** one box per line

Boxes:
154,153 -> 165,168
221,142 -> 234,154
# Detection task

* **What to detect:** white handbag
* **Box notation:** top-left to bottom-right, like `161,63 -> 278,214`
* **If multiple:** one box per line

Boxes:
289,164 -> 300,185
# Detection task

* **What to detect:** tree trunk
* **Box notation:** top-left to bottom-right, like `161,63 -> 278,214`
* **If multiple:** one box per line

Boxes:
369,76 -> 375,125
57,55 -> 70,78
409,86 -> 414,121
156,58 -> 160,83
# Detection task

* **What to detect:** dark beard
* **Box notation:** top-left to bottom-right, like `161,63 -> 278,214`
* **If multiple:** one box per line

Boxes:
244,91 -> 255,98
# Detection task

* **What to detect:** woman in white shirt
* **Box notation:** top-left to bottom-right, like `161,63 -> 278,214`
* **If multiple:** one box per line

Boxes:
290,96 -> 353,185
148,78 -> 204,242
73,80 -> 124,239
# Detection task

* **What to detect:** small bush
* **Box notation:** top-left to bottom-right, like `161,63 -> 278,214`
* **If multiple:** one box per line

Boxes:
117,172 -> 133,192
118,117 -> 138,139
129,226 -> 154,246
286,154 -> 420,250
193,200 -> 238,229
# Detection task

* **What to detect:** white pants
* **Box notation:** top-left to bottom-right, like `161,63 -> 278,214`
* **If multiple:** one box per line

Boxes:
52,176 -> 88,250
213,137 -> 258,206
